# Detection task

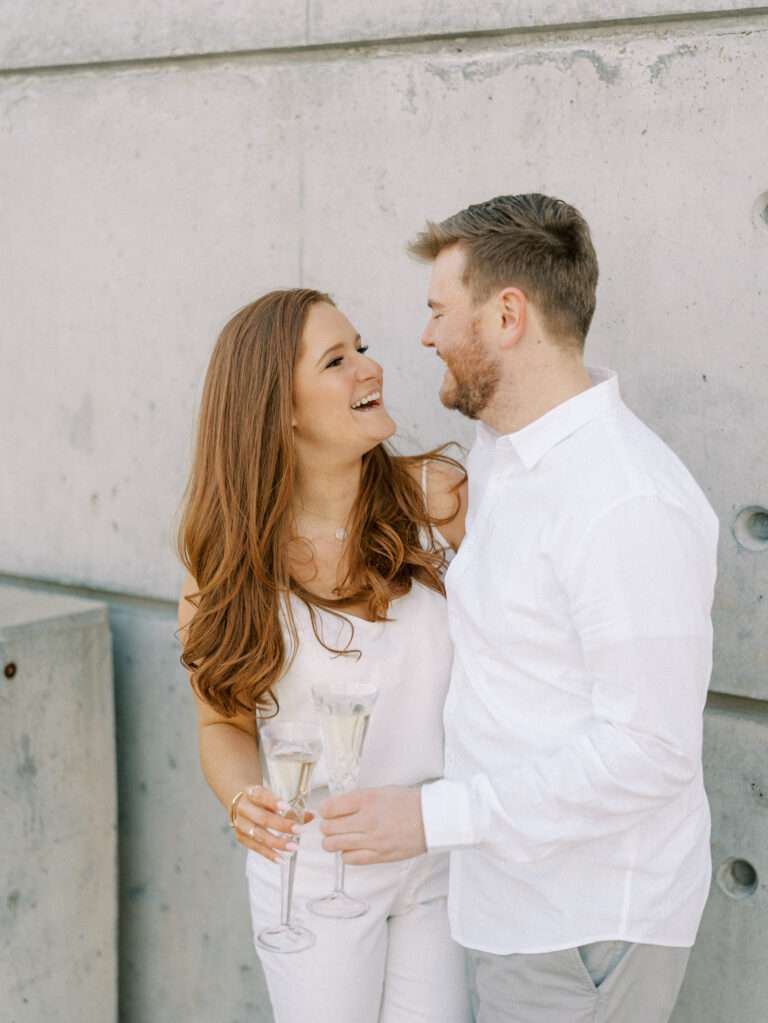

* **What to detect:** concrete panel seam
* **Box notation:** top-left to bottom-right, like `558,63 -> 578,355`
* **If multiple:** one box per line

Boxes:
706,691 -> 768,718
0,6 -> 766,78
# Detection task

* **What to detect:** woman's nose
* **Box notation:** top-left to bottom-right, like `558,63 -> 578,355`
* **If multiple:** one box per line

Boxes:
356,356 -> 382,379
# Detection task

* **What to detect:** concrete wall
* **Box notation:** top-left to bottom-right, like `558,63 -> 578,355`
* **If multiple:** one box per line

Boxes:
109,598 -> 270,1023
675,697 -> 768,1022
1,2 -> 766,68
0,587 -> 116,1021
1,3 -> 767,1021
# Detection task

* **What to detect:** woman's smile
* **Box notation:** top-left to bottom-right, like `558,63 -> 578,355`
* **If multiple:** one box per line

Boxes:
350,388 -> 383,412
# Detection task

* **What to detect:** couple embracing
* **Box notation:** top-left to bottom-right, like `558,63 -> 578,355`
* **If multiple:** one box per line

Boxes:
177,193 -> 719,1023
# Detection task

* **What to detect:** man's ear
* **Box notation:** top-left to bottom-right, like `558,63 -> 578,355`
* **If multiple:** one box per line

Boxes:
498,287 -> 527,350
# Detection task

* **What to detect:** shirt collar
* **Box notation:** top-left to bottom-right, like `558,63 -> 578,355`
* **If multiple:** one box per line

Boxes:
476,367 -> 621,472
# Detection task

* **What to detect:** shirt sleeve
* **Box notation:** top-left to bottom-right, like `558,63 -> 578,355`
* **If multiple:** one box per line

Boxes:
421,494 -> 718,859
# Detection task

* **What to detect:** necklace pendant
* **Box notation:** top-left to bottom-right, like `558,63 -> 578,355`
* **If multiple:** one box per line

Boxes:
334,527 -> 348,542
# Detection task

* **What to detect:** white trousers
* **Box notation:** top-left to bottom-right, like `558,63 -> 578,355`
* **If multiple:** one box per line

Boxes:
245,820 -> 472,1023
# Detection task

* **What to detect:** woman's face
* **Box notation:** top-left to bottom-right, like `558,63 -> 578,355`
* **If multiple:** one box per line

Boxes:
292,302 -> 396,457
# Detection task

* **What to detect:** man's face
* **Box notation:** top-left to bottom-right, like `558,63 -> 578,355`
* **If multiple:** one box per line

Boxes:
420,244 -> 501,420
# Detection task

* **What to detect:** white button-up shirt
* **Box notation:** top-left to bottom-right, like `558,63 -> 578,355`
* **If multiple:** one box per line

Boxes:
421,368 -> 719,955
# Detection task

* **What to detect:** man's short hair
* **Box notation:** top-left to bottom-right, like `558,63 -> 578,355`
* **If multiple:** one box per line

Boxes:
408,193 -> 599,347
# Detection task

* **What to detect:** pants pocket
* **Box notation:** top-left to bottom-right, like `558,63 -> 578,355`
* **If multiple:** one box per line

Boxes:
576,940 -> 633,989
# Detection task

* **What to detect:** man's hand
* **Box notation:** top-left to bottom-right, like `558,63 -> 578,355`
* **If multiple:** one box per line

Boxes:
317,785 -> 427,865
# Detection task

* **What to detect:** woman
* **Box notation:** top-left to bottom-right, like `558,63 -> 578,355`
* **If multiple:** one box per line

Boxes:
176,289 -> 470,1022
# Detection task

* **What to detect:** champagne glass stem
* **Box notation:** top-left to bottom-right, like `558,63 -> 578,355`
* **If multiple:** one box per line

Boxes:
280,803 -> 302,928
280,847 -> 299,928
334,850 -> 346,894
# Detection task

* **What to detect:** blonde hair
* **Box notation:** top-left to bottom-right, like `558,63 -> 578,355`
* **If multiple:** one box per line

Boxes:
409,193 -> 599,346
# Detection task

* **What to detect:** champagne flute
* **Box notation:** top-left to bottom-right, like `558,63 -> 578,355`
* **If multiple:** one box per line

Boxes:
256,721 -> 323,953
308,681 -> 379,919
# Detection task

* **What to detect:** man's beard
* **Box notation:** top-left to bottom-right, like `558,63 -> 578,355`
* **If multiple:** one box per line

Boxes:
440,322 -> 500,420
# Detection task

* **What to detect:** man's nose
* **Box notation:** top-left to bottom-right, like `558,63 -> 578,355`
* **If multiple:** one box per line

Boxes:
420,324 -> 434,349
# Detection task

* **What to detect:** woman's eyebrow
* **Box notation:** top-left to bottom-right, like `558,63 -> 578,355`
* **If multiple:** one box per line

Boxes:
315,334 -> 361,366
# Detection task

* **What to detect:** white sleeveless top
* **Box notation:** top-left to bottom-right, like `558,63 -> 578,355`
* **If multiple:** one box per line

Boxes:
258,468 -> 453,794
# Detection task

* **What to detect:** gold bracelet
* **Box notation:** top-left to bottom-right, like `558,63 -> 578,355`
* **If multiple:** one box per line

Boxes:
229,789 -> 246,829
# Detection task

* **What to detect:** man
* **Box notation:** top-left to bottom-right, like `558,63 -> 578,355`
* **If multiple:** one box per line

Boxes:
319,194 -> 719,1022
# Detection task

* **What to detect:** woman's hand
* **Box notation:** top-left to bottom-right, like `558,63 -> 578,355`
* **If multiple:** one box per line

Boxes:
232,785 -> 315,864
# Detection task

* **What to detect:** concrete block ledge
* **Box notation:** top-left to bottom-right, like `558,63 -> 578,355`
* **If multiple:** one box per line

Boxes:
673,702 -> 768,1022
0,584 -> 117,1022
0,0 -> 766,71
0,586 -> 106,633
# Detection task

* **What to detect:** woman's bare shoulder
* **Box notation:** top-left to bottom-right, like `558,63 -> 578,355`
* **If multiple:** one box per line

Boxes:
178,570 -> 199,633
404,455 -> 467,550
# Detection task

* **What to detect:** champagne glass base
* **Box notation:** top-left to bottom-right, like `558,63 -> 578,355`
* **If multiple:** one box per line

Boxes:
256,924 -> 316,954
307,891 -> 370,919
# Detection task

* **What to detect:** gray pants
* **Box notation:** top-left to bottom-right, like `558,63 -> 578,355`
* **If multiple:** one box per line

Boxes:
467,940 -> 690,1023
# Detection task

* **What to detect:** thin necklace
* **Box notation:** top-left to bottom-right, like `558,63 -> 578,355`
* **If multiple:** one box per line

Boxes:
295,506 -> 350,543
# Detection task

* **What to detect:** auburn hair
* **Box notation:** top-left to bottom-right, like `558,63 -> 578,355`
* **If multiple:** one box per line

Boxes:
408,193 -> 599,346
177,289 -> 463,718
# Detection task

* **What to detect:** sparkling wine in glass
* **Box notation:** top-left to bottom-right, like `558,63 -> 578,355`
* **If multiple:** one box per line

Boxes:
308,681 -> 379,919
256,721 -> 323,953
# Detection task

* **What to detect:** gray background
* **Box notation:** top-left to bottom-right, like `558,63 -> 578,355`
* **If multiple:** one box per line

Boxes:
2,2 -> 767,1020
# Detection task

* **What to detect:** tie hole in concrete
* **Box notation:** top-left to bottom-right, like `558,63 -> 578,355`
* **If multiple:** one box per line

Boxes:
752,191 -> 768,230
716,857 -> 759,900
732,506 -> 768,551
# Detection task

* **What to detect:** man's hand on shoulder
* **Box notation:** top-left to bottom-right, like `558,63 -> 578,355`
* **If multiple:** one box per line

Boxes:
317,785 -> 427,864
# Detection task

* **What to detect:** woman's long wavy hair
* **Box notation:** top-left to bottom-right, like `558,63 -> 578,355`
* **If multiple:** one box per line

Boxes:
177,289 -> 464,718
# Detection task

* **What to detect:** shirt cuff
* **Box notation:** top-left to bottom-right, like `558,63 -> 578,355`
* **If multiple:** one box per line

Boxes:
420,778 -> 477,851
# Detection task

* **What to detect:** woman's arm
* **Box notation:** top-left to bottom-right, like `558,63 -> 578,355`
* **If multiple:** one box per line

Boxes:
424,460 -> 468,552
178,572 -> 299,863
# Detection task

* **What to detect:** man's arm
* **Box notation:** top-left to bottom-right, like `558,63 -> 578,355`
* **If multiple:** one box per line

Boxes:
321,495 -> 718,864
